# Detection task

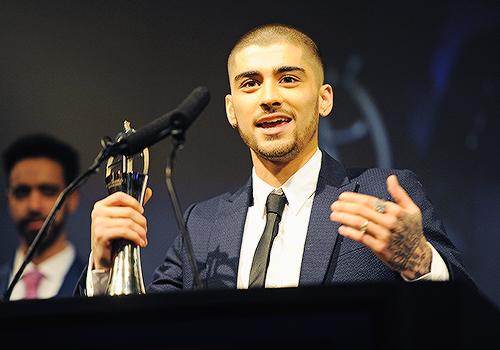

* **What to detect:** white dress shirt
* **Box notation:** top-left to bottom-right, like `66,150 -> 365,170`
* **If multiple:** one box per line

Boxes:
10,243 -> 76,300
237,149 -> 322,289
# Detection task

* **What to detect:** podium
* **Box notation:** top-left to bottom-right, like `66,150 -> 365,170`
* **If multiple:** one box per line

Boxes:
1,282 -> 499,349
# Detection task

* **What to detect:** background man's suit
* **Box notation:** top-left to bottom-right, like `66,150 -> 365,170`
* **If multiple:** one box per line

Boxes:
146,152 -> 474,292
1,256 -> 85,298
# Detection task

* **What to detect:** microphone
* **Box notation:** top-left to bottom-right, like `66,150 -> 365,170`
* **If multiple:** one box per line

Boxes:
112,86 -> 210,156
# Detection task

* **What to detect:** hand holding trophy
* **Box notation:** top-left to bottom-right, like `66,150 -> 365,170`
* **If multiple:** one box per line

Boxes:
105,121 -> 149,296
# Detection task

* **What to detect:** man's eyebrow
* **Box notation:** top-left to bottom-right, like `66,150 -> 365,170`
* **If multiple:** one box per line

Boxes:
233,66 -> 306,83
274,66 -> 306,75
233,70 -> 260,83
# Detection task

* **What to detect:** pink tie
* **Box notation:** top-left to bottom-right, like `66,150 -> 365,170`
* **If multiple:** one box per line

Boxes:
23,268 -> 44,299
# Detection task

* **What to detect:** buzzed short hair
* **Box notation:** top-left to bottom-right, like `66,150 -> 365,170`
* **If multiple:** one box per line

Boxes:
2,133 -> 80,186
227,23 -> 324,84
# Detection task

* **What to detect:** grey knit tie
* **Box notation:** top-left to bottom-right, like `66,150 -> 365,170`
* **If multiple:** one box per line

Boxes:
249,188 -> 287,288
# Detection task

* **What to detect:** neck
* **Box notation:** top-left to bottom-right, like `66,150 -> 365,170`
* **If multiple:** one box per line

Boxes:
21,232 -> 69,265
252,146 -> 318,188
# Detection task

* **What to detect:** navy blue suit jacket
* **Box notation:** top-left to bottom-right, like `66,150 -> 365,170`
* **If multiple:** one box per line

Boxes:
0,253 -> 85,299
147,153 -> 474,292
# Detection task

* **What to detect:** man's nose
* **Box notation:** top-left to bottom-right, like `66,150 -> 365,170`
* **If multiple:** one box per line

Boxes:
27,190 -> 43,212
259,81 -> 283,110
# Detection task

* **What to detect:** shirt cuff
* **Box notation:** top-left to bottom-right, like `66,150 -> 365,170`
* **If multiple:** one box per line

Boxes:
402,242 -> 450,282
86,251 -> 110,297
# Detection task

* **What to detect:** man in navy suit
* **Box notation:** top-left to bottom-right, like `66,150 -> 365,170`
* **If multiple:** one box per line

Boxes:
1,134 -> 84,299
84,24 -> 473,295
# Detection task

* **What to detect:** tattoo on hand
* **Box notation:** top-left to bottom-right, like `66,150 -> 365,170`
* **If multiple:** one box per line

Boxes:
387,212 -> 432,279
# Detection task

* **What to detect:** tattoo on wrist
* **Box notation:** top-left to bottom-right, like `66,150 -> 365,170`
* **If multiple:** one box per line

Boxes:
387,212 -> 431,278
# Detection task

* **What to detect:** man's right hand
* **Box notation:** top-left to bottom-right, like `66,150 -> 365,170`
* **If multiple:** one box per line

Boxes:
91,189 -> 152,270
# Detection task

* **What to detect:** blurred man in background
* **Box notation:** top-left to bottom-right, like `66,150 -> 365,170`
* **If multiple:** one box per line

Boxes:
0,134 -> 84,300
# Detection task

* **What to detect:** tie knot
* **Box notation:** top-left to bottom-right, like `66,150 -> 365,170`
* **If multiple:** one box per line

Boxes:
266,188 -> 287,216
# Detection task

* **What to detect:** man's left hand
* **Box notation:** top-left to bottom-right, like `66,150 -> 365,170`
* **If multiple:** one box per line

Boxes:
330,175 -> 432,280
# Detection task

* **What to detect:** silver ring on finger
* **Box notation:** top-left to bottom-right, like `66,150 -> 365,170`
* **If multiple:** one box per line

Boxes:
360,220 -> 369,234
373,199 -> 386,213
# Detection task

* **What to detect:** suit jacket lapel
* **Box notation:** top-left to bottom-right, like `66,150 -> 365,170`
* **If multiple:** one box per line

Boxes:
299,153 -> 358,285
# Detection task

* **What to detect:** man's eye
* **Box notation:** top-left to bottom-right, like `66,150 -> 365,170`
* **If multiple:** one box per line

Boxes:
241,80 -> 259,89
281,76 -> 298,84
11,186 -> 31,199
39,185 -> 60,197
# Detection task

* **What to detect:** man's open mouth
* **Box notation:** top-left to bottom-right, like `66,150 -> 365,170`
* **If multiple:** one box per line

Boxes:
256,116 -> 291,128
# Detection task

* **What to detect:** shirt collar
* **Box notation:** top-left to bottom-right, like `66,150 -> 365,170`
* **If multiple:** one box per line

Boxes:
14,243 -> 76,282
252,149 -> 322,216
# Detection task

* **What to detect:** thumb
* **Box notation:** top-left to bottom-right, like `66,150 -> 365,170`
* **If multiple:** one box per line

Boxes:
387,175 -> 419,213
143,187 -> 153,206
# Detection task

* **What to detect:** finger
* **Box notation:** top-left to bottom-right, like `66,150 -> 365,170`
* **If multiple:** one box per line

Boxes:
100,191 -> 145,213
98,204 -> 147,223
337,191 -> 378,205
330,210 -> 370,231
143,187 -> 153,205
337,223 -> 387,252
386,175 -> 419,213
96,219 -> 147,245
331,197 -> 396,228
331,209 -> 389,240
336,191 -> 393,214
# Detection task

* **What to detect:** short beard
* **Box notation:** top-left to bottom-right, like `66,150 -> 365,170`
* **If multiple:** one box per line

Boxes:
236,108 -> 318,163
17,214 -> 66,256
242,131 -> 301,163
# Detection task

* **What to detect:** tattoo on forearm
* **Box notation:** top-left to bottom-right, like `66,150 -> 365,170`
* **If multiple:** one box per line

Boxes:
387,212 -> 432,278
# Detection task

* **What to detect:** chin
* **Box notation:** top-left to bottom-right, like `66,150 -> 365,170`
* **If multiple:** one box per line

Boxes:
256,144 -> 299,162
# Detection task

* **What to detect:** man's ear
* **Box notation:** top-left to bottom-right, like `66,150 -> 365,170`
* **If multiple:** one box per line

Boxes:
225,94 -> 238,128
319,84 -> 334,117
66,190 -> 80,214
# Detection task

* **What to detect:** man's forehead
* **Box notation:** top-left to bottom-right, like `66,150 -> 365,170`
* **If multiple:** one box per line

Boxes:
231,43 -> 308,74
9,158 -> 64,183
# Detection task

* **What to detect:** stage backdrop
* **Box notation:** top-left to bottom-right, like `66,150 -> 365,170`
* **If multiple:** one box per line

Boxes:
1,1 -> 499,307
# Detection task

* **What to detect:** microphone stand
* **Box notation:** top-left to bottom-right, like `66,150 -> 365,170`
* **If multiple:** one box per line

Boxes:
1,139 -> 117,301
164,129 -> 204,290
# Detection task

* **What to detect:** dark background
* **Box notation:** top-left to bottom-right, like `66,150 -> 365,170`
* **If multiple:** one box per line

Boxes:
1,1 -> 499,307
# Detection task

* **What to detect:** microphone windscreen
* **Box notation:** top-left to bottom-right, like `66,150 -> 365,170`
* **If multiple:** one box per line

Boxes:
119,86 -> 210,156
175,86 -> 211,129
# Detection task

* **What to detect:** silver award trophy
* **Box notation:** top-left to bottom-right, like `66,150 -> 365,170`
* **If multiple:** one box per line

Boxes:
105,121 -> 149,295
